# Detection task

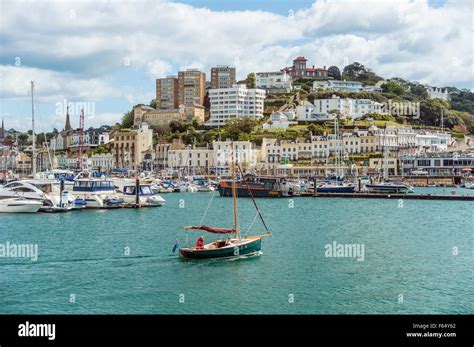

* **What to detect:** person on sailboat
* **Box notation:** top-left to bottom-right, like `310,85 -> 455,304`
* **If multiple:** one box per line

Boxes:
196,236 -> 204,249
172,239 -> 180,253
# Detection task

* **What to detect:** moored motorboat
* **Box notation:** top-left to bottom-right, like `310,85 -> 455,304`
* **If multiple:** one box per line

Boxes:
0,180 -> 75,211
0,198 -> 42,213
218,175 -> 283,198
316,181 -> 356,193
179,181 -> 198,193
72,178 -> 124,209
193,177 -> 216,192
114,179 -> 165,207
365,181 -> 414,194
151,183 -> 174,194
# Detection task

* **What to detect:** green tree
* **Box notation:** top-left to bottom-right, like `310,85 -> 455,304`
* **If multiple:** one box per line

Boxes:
450,89 -> 474,114
169,120 -> 195,133
361,113 -> 395,122
342,62 -> 383,85
121,110 -> 134,128
327,66 -> 341,80
91,144 -> 111,155
246,73 -> 256,88
18,133 -> 29,147
221,118 -> 258,141
342,62 -> 367,79
419,99 -> 450,126
408,84 -> 428,99
381,81 -> 405,95
307,123 -> 328,136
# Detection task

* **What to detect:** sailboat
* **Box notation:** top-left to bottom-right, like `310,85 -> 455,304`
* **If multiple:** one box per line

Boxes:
316,118 -> 355,193
365,129 -> 413,194
179,143 -> 271,260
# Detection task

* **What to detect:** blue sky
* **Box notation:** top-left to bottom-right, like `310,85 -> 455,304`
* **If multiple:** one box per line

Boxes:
0,0 -> 471,132
173,0 -> 315,14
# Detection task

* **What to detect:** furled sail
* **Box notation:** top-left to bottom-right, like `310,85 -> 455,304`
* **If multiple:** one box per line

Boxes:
184,225 -> 234,234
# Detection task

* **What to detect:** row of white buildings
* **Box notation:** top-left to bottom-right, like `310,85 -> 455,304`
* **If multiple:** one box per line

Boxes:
158,125 -> 453,174
312,80 -> 383,93
206,90 -> 392,129
204,83 -> 449,127
2,125 -> 457,177
296,95 -> 386,121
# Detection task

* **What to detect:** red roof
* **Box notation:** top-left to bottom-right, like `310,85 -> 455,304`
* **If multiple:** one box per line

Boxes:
293,56 -> 307,61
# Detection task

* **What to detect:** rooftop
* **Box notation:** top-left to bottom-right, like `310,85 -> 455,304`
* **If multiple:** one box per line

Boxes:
293,56 -> 308,61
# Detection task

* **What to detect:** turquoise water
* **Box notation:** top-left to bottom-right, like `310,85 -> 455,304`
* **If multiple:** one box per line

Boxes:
0,188 -> 473,314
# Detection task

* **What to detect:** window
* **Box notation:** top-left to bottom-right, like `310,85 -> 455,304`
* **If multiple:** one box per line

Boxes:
124,186 -> 135,194
417,159 -> 431,166
443,160 -> 453,166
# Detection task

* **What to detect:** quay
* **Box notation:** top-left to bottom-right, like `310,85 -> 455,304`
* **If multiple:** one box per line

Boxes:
309,192 -> 474,201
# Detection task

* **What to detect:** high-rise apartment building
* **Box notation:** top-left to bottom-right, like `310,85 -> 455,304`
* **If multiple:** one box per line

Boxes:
207,85 -> 266,127
178,69 -> 206,107
210,65 -> 236,89
155,76 -> 179,109
177,69 -> 206,121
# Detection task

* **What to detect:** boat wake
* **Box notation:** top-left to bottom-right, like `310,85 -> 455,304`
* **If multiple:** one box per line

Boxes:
0,255 -> 165,268
224,251 -> 263,262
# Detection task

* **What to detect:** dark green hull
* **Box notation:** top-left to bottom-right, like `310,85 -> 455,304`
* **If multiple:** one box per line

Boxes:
179,238 -> 262,260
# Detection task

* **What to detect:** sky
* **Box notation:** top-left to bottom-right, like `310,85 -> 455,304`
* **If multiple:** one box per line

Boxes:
0,0 -> 472,132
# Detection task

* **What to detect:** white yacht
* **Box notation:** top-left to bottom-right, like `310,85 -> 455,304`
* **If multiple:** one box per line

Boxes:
365,180 -> 414,194
114,179 -> 165,207
0,180 -> 75,211
193,178 -> 216,192
151,179 -> 174,194
465,181 -> 474,189
0,198 -> 43,213
72,178 -> 124,208
151,183 -> 174,194
178,181 -> 198,193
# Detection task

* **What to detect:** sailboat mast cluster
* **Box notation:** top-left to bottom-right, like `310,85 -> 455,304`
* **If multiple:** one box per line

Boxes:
31,81 -> 36,176
231,143 -> 239,239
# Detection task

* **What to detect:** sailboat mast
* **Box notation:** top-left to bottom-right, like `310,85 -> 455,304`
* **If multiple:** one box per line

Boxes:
31,81 -> 36,175
334,118 -> 340,178
383,129 -> 388,180
231,143 -> 238,239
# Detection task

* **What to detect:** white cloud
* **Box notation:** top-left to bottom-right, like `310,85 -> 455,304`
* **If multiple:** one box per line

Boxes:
0,65 -> 121,102
147,59 -> 173,79
0,0 -> 472,131
1,0 -> 471,86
